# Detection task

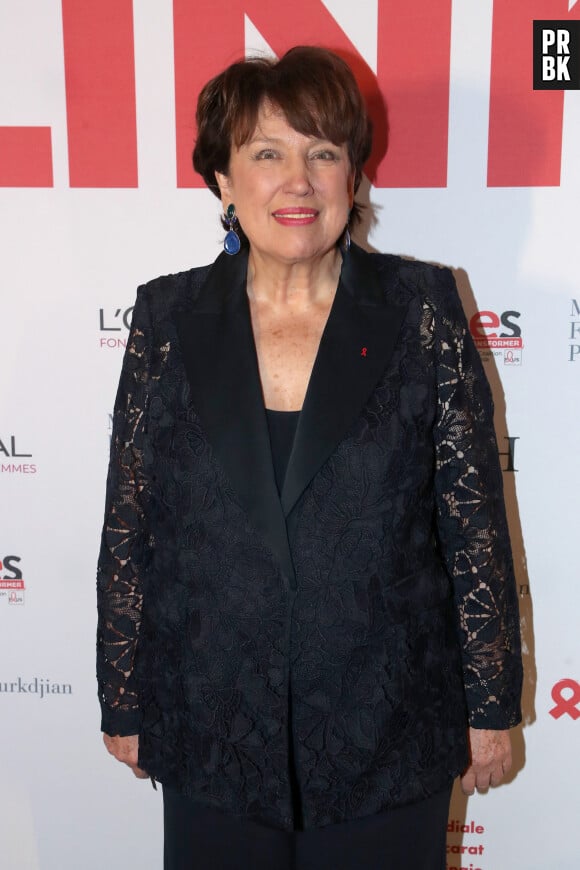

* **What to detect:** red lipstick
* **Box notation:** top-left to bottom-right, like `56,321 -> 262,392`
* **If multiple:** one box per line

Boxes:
272,208 -> 318,226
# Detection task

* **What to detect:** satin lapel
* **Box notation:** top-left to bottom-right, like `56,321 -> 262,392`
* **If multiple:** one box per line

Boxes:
281,245 -> 409,517
174,251 -> 296,584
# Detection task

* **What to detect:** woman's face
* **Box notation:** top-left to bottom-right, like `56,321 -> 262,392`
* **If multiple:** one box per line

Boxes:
215,102 -> 354,267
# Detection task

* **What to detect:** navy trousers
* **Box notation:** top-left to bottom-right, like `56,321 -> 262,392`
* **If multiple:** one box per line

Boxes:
163,784 -> 452,870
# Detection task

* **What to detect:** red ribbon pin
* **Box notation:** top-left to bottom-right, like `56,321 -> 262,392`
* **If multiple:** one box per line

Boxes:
549,678 -> 580,720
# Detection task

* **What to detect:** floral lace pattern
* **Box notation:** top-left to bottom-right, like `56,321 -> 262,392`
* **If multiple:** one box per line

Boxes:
96,316 -> 151,734
96,255 -> 522,831
426,288 -> 521,726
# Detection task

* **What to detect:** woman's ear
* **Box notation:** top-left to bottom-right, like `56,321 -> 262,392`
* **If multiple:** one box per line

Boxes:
348,173 -> 356,211
214,171 -> 231,203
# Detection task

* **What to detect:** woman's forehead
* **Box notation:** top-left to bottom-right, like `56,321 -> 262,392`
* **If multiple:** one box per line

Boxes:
243,100 -> 338,147
251,100 -> 292,134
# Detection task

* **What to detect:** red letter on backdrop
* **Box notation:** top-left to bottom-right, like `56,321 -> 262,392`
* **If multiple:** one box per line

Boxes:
174,0 -> 452,189
376,2 -> 451,187
488,0 -> 580,187
61,0 -> 138,187
0,128 -> 53,187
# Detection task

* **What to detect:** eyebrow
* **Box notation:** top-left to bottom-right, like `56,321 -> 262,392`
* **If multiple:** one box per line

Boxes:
247,130 -> 334,145
247,134 -> 336,147
248,136 -> 283,145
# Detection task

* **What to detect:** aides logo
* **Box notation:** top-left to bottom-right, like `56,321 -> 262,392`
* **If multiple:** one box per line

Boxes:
470,310 -> 523,365
534,21 -> 580,90
99,306 -> 133,349
549,679 -> 580,721
0,436 -> 37,474
0,555 -> 25,605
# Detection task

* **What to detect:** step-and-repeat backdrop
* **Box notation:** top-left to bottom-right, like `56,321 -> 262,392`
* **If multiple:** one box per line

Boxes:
1,2 -> 579,868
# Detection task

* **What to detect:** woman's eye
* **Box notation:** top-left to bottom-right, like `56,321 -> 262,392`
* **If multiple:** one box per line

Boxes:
254,149 -> 277,160
311,150 -> 338,161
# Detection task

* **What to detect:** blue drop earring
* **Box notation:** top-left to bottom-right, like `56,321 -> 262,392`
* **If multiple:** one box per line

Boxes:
223,203 -> 241,255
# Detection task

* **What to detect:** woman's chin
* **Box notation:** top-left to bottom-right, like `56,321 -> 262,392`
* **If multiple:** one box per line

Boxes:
251,237 -> 340,267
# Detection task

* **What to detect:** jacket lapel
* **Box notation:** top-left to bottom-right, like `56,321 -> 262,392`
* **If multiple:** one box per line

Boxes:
174,245 -> 408,580
281,245 -> 408,516
174,251 -> 296,584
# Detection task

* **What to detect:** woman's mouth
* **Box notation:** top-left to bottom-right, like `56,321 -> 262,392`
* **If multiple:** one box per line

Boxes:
272,208 -> 319,226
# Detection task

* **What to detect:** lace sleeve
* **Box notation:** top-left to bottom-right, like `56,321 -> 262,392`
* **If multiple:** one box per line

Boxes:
432,270 -> 522,729
96,287 -> 152,736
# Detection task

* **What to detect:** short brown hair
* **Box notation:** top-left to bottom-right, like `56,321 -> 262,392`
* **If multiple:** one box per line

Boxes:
193,46 -> 373,227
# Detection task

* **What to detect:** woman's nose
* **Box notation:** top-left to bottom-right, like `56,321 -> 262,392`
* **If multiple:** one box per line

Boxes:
283,158 -> 314,195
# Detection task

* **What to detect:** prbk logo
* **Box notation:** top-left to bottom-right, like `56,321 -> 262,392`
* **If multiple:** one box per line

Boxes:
470,310 -> 523,365
549,679 -> 580,720
0,436 -> 37,474
570,299 -> 580,362
0,555 -> 25,605
533,21 -> 580,90
99,306 -> 133,349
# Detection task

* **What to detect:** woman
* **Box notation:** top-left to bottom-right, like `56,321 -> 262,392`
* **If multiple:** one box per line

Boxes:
97,46 -> 522,870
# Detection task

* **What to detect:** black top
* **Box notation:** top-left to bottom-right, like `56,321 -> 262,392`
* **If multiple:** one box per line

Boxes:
265,409 -> 300,496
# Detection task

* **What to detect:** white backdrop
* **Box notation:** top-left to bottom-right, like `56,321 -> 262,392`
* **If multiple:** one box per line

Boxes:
1,2 -> 579,869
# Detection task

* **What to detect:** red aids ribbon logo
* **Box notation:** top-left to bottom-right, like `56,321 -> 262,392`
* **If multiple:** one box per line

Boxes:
549,679 -> 580,720
360,347 -> 367,357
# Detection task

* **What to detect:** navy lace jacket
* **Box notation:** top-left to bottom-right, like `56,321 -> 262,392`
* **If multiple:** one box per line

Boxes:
96,244 -> 522,831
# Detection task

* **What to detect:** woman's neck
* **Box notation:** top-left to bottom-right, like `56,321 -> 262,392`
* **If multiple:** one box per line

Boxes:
246,246 -> 342,308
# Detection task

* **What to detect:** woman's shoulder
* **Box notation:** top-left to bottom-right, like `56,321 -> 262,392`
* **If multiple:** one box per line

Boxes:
135,261 -> 215,312
352,245 -> 456,311
365,248 -> 452,286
